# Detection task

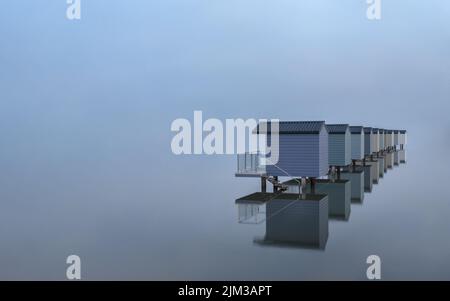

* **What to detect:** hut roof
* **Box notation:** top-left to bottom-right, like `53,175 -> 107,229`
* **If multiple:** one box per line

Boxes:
363,127 -> 373,134
349,126 -> 364,134
254,121 -> 325,134
325,124 -> 349,134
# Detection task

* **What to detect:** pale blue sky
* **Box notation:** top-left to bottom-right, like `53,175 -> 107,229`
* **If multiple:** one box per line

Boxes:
1,1 -> 449,131
0,1 -> 449,279
1,0 -> 449,192
1,0 -> 449,193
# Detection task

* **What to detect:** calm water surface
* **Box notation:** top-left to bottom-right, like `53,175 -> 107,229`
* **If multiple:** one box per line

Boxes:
1,129 -> 449,280
1,0 -> 449,280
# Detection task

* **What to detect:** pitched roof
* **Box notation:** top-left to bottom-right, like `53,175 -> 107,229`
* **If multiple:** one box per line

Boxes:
363,127 -> 372,134
325,124 -> 349,134
349,126 -> 363,134
254,121 -> 325,134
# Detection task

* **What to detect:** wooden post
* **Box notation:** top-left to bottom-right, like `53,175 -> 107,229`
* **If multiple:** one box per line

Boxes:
310,178 -> 316,194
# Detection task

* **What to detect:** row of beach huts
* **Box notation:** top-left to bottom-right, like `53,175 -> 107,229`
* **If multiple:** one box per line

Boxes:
236,121 -> 406,188
234,121 -> 407,249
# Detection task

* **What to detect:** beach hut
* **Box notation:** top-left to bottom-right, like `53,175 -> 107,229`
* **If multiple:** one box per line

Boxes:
325,124 -> 351,167
379,129 -> 385,152
384,130 -> 390,150
253,121 -> 329,178
393,130 -> 400,148
385,130 -> 394,151
372,128 -> 380,154
254,193 -> 329,249
389,130 -> 395,150
349,126 -> 364,161
363,127 -> 373,157
399,130 -> 407,149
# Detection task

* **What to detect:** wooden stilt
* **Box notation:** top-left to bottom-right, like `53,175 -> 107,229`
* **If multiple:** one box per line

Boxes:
261,176 -> 266,193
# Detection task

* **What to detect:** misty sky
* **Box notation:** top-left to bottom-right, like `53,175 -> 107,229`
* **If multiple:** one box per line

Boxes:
0,0 -> 449,280
1,1 -> 449,132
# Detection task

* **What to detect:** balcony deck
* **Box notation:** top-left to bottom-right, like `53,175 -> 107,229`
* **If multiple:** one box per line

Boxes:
235,152 -> 266,177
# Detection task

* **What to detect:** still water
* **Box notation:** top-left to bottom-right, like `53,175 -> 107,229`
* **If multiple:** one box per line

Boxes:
1,0 -> 449,281
0,134 -> 449,280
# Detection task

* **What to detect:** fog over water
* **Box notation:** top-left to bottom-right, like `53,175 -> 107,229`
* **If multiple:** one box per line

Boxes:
0,1 -> 449,279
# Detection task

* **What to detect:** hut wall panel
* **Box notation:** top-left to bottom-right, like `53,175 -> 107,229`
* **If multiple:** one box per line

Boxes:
385,133 -> 394,147
399,134 -> 406,145
341,171 -> 364,201
319,127 -> 329,175
350,133 -> 364,160
364,133 -> 372,156
328,134 -> 351,166
394,133 -> 400,145
266,131 -> 328,177
379,133 -> 385,149
345,130 -> 351,165
375,133 -> 380,152
371,134 -> 375,152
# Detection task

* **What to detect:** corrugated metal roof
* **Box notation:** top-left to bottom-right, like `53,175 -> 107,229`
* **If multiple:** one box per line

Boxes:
254,121 -> 325,134
363,127 -> 372,133
326,124 -> 349,134
349,126 -> 363,134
